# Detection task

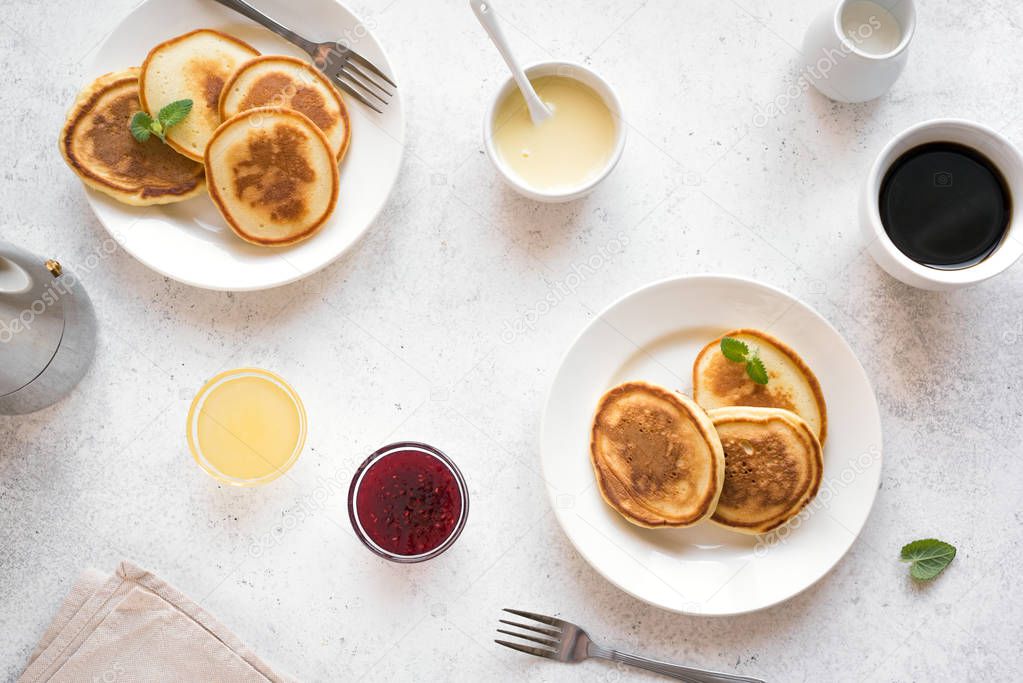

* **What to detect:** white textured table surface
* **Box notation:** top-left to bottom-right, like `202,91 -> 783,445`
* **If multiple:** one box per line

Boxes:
3,0 -> 1023,681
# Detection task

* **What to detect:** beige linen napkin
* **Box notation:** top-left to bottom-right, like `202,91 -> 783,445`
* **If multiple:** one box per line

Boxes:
19,561 -> 291,683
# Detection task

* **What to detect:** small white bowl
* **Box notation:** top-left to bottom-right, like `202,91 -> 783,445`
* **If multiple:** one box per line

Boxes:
483,61 -> 626,203
861,118 -> 1023,290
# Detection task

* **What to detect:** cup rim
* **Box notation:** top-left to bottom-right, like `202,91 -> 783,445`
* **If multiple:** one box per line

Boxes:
833,0 -> 916,61
864,118 -> 1023,286
347,441 -> 469,563
186,367 -> 307,487
482,60 -> 627,202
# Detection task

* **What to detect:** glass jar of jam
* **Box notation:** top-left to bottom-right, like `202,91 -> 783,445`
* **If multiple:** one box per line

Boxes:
348,442 -> 468,563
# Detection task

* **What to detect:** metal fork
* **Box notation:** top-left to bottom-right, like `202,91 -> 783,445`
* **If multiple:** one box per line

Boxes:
210,0 -> 396,112
496,609 -> 766,683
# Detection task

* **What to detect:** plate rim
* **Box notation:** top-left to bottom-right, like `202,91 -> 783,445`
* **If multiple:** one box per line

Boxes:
538,273 -> 883,616
84,0 -> 406,292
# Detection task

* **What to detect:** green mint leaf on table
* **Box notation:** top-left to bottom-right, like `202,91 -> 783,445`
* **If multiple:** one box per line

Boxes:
720,336 -> 750,363
128,99 -> 192,144
157,99 -> 193,128
746,356 -> 769,385
901,539 -> 956,581
719,336 -> 769,385
129,111 -> 154,142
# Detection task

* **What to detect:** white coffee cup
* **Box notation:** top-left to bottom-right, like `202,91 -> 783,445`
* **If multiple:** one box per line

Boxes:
803,0 -> 916,103
861,119 -> 1023,290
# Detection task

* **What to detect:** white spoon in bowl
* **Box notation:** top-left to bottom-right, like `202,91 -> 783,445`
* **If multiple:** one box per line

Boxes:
470,0 -> 552,125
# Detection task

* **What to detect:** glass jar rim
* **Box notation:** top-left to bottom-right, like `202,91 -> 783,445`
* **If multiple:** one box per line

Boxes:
347,441 -> 469,563
186,367 -> 307,487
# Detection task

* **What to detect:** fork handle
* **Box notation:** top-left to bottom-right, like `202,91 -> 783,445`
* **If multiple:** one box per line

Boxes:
591,646 -> 766,683
210,0 -> 316,54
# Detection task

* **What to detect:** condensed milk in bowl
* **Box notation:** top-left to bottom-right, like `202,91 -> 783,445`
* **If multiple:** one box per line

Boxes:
484,61 -> 626,202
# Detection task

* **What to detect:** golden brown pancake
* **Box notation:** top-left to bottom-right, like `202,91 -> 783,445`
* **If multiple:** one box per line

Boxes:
708,406 -> 823,535
139,29 -> 259,161
590,382 -> 724,528
693,328 -> 828,444
219,55 -> 351,161
59,68 -> 205,206
205,108 -> 338,247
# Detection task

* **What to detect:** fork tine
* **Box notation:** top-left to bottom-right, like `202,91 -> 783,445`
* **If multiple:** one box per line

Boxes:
498,619 -> 559,638
332,77 -> 383,113
343,60 -> 393,97
347,50 -> 397,89
503,608 -> 562,627
339,67 -> 389,104
496,629 -> 558,649
494,639 -> 558,659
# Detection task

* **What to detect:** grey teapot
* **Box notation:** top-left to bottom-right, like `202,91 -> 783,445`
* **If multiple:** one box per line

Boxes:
0,240 -> 96,414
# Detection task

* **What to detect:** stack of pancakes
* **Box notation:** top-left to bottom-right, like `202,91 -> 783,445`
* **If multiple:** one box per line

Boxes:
60,28 -> 351,247
591,329 -> 826,535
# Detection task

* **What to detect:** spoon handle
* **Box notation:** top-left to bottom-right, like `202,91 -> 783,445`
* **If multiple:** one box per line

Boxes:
469,0 -> 551,123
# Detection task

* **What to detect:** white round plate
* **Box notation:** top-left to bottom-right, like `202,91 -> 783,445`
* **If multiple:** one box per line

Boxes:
87,0 -> 405,290
540,275 -> 882,615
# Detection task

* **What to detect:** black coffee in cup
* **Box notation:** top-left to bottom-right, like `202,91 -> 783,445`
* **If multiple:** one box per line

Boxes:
878,142 -> 1011,269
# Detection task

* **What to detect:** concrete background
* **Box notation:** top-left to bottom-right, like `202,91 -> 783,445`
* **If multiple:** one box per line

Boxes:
2,0 -> 1022,680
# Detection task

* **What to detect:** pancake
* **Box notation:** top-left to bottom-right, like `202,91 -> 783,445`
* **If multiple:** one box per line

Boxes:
139,29 -> 259,161
590,382 -> 724,528
693,329 -> 827,444
205,108 -> 338,247
219,55 -> 351,162
708,407 -> 823,534
59,68 -> 205,206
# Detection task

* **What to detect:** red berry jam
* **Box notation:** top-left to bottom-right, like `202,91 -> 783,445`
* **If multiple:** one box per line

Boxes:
349,443 -> 467,561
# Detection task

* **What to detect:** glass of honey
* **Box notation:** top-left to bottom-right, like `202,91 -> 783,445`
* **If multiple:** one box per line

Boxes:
186,368 -> 307,486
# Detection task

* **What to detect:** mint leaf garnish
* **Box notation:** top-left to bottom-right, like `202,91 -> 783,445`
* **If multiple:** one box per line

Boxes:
719,335 -> 769,385
746,356 -> 769,385
130,111 -> 154,142
901,539 -> 956,581
720,337 -> 749,363
157,99 -> 193,128
128,99 -> 192,144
